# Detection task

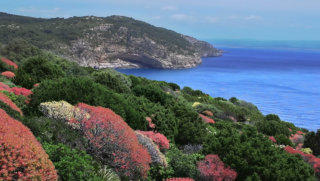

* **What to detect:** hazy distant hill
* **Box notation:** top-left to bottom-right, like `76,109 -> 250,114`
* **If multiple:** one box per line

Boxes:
0,12 -> 222,69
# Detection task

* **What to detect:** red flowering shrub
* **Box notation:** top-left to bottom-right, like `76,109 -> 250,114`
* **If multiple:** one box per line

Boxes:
69,103 -> 151,179
0,57 -> 18,69
269,136 -> 277,143
199,114 -> 215,124
11,87 -> 33,97
0,82 -> 11,92
166,178 -> 195,181
290,131 -> 304,146
1,71 -> 15,79
33,83 -> 40,87
136,131 -> 170,150
197,155 -> 237,181
146,116 -> 156,129
284,146 -> 320,177
0,92 -> 23,116
0,109 -> 57,180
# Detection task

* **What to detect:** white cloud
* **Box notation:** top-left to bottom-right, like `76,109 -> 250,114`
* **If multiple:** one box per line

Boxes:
162,6 -> 177,11
205,16 -> 219,23
171,14 -> 196,22
244,15 -> 262,20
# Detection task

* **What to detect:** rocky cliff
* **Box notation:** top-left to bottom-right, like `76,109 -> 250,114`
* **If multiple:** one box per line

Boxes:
0,13 -> 222,69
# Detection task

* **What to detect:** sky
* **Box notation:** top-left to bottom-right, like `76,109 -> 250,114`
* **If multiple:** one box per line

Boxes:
1,0 -> 320,41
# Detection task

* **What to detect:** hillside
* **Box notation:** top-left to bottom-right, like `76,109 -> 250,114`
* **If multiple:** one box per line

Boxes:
0,12 -> 222,69
1,42 -> 320,180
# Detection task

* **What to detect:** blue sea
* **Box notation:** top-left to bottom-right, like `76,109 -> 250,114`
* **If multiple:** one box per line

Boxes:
118,42 -> 320,131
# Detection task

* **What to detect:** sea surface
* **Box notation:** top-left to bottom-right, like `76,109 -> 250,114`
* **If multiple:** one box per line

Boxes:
118,43 -> 320,131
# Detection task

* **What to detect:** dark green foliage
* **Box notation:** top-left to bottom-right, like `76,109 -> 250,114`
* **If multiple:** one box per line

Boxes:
22,116 -> 88,150
167,99 -> 207,144
304,130 -> 320,156
255,114 -> 293,137
133,83 -> 173,105
14,55 -> 66,89
275,134 -> 293,146
124,94 -> 178,141
165,146 -> 203,179
203,122 -> 314,180
42,142 -> 103,181
168,82 -> 180,91
92,69 -> 131,93
29,76 -> 145,130
0,39 -> 43,63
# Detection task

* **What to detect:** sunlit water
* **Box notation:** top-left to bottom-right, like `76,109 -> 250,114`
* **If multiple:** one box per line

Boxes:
118,47 -> 320,131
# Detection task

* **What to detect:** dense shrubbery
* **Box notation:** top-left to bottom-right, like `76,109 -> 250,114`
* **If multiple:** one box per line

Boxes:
0,39 -> 42,63
43,142 -> 103,180
14,55 -> 66,89
124,94 -> 178,141
0,109 -> 58,180
92,69 -> 131,93
165,146 -> 204,179
203,122 -> 314,180
29,76 -> 146,129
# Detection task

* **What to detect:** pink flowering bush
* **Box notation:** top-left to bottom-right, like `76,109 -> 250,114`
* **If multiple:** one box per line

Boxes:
290,131 -> 305,146
136,131 -> 170,151
199,114 -> 215,124
0,109 -> 57,180
197,155 -> 237,181
1,71 -> 15,79
69,103 -> 151,179
0,82 -> 11,92
0,57 -> 18,69
11,87 -> 33,97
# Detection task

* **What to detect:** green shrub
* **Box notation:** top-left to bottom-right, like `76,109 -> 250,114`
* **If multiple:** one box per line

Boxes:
165,146 -> 204,179
125,94 -> 178,141
22,116 -> 88,150
43,142 -> 103,181
166,99 -> 207,144
304,130 -> 320,156
133,83 -> 172,105
0,38 -> 43,63
167,82 -> 180,91
92,69 -> 131,93
255,114 -> 292,137
275,134 -> 293,146
14,55 -> 66,89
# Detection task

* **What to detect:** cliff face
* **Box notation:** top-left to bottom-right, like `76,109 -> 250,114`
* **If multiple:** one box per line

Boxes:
0,13 -> 222,69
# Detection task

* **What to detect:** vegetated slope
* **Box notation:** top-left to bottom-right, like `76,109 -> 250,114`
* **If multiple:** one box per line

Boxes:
1,42 -> 319,180
0,12 -> 222,69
